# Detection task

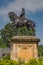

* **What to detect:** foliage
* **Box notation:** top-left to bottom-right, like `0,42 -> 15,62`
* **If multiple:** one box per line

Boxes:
0,58 -> 43,65
0,60 -> 18,65
3,54 -> 10,60
0,23 -> 17,46
0,23 -> 36,46
38,45 -> 43,57
17,26 -> 35,36
0,38 -> 7,48
26,59 -> 38,65
18,58 -> 25,65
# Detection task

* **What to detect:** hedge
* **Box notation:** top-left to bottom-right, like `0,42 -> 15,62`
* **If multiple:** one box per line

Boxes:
0,58 -> 43,65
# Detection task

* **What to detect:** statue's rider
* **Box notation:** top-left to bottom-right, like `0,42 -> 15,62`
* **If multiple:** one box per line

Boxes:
8,8 -> 35,34
20,8 -> 25,18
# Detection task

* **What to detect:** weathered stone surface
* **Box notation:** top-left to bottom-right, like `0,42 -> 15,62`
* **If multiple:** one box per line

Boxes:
11,36 -> 40,42
10,36 -> 40,61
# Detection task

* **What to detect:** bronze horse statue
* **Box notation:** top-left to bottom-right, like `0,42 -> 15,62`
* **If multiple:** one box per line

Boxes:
8,8 -> 35,31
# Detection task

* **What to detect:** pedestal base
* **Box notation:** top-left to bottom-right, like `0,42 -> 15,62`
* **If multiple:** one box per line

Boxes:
11,36 -> 40,61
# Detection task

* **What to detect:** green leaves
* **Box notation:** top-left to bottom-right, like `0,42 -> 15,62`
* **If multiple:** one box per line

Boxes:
0,23 -> 17,47
17,26 -> 35,36
38,45 -> 43,57
0,38 -> 7,48
0,22 -> 36,47
0,60 -> 18,65
0,59 -> 43,65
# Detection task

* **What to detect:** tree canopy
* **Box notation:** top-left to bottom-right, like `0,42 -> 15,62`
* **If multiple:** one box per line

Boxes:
0,22 -> 36,46
0,38 -> 7,48
38,45 -> 43,57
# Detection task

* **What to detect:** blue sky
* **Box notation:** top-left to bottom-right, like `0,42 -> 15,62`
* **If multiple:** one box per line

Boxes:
0,0 -> 43,45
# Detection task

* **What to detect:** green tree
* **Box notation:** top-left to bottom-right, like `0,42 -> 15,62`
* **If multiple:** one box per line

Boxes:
0,23 -> 17,47
0,38 -> 7,48
38,45 -> 43,57
0,23 -> 35,47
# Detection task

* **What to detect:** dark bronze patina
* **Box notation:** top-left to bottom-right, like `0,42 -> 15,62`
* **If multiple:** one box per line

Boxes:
8,8 -> 35,35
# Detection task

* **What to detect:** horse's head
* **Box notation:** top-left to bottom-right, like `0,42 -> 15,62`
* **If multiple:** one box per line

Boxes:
8,12 -> 17,22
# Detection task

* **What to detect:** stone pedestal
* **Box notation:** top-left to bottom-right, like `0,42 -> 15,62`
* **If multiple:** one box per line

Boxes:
10,36 -> 40,61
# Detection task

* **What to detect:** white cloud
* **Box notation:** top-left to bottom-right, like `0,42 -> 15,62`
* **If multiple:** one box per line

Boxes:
0,0 -> 43,14
0,0 -> 43,21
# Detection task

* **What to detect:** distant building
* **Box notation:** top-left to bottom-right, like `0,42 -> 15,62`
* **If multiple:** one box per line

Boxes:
0,48 -> 10,59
